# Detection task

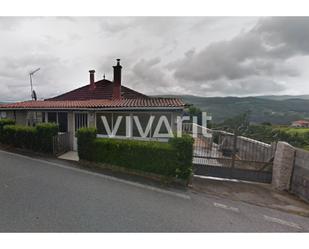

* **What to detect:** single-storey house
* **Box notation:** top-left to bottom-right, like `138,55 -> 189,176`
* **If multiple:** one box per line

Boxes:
0,59 -> 186,151
291,120 -> 309,128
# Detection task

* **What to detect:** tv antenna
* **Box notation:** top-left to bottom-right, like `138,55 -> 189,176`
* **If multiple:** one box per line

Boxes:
29,68 -> 40,101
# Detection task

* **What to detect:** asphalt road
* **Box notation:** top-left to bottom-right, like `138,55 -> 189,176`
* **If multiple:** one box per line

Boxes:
0,149 -> 309,232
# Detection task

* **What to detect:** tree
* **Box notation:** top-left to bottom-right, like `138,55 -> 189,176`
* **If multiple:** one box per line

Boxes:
219,111 -> 251,135
188,105 -> 203,125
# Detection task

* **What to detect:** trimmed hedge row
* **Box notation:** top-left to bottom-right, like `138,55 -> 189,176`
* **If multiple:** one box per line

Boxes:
0,118 -> 15,140
0,122 -> 59,153
77,127 -> 97,160
77,128 -> 194,181
35,123 -> 59,152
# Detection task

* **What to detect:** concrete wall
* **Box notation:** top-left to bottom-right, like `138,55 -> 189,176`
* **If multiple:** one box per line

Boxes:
272,142 -> 295,191
290,148 -> 309,203
271,141 -> 309,203
15,111 -> 27,126
218,132 -> 275,162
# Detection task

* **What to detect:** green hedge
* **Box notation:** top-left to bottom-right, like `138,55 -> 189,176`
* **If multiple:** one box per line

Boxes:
77,128 -> 194,181
35,123 -> 59,152
0,118 -> 15,141
77,127 -> 97,160
2,125 -> 36,149
1,123 -> 58,153
169,134 -> 194,179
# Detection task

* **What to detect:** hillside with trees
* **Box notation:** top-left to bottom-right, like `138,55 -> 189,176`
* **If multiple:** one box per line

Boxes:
159,95 -> 309,125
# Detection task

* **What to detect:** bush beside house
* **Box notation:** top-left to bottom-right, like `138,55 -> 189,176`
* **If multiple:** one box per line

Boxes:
35,123 -> 59,153
0,122 -> 58,153
77,128 -> 194,181
2,125 -> 37,149
77,127 -> 97,160
0,118 -> 15,141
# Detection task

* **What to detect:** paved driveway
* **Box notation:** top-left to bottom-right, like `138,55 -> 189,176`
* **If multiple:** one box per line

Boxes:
0,149 -> 309,232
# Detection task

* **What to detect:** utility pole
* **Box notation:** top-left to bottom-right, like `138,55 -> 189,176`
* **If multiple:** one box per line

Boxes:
29,68 -> 40,101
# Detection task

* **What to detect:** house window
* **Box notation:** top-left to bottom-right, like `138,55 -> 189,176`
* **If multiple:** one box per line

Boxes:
58,112 -> 68,132
132,113 -> 152,138
152,113 -> 172,135
42,112 -> 46,123
96,112 -> 112,135
113,112 -> 127,136
75,113 -> 88,132
96,112 -> 173,138
26,111 -> 44,126
47,112 -> 68,132
96,112 -> 129,136
132,112 -> 172,138
0,111 -> 7,119
47,112 -> 57,123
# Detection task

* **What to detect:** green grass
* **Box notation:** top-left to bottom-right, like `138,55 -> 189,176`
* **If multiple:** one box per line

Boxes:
274,126 -> 309,151
276,127 -> 309,134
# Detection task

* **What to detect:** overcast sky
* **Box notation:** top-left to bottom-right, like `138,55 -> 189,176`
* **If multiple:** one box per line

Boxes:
1,16 -> 309,101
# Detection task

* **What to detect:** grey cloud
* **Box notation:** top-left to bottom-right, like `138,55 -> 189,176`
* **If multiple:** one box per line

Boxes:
256,17 -> 309,55
0,54 -> 67,101
99,17 -> 219,36
1,17 -> 309,100
0,17 -> 23,30
123,57 -> 173,95
130,58 -> 165,86
170,17 -> 309,95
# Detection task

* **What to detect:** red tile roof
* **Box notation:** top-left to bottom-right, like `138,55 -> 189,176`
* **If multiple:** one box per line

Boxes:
293,120 -> 309,124
1,76 -> 186,110
47,79 -> 148,101
0,98 -> 185,110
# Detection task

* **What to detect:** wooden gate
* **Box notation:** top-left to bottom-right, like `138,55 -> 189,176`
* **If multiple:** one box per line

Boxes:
183,123 -> 276,183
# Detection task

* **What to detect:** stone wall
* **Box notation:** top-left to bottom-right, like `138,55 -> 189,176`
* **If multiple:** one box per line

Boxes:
290,148 -> 309,203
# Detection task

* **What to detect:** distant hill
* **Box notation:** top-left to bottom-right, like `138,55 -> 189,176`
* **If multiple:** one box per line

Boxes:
157,95 -> 309,125
256,95 -> 309,100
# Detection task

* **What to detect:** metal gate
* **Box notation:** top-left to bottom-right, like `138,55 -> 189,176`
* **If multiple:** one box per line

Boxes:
183,123 -> 276,183
53,132 -> 72,155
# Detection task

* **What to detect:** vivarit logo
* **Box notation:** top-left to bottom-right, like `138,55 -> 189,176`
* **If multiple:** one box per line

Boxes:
99,112 -> 212,138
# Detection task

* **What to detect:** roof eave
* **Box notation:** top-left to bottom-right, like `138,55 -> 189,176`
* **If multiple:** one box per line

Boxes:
0,106 -> 185,111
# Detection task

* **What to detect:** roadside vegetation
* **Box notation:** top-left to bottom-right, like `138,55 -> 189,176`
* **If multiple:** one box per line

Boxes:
214,113 -> 309,150
0,119 -> 58,153
77,128 -> 194,182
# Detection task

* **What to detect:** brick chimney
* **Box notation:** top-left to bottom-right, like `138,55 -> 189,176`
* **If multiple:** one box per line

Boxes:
89,70 -> 96,90
112,59 -> 122,99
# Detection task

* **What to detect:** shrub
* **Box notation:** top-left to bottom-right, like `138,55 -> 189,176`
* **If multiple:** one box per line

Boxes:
77,128 -> 194,181
1,122 -> 58,153
35,123 -> 59,152
76,127 -> 97,160
2,125 -> 36,149
169,134 -> 194,179
93,138 -> 178,177
0,118 -> 15,142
